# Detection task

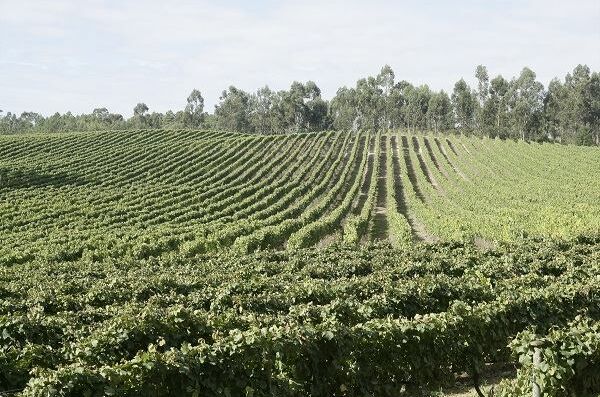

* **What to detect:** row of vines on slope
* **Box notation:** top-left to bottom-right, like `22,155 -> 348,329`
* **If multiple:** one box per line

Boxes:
1,236 -> 599,396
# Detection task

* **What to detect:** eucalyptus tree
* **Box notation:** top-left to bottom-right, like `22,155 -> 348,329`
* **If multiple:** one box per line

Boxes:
330,86 -> 360,131
487,75 -> 510,137
474,65 -> 490,135
92,108 -> 124,128
281,82 -> 305,132
271,81 -> 324,133
133,103 -> 149,128
451,79 -> 476,134
249,86 -> 276,134
354,76 -> 385,130
403,84 -> 431,132
302,81 -> 329,131
582,71 -> 600,145
507,68 -> 545,141
184,89 -> 205,128
331,70 -> 388,131
0,112 -> 20,134
1,63 -> 598,144
475,65 -> 490,105
306,95 -> 329,131
427,91 -> 452,133
214,86 -> 252,132
133,103 -> 148,117
387,81 -> 409,129
377,65 -> 396,128
544,78 -> 568,141
19,112 -> 44,130
544,65 -> 600,145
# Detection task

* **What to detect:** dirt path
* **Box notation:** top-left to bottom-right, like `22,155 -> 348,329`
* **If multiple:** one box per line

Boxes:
440,362 -> 515,397
316,231 -> 342,248
390,136 -> 438,244
370,138 -> 389,242
408,214 -> 439,243
474,236 -> 496,251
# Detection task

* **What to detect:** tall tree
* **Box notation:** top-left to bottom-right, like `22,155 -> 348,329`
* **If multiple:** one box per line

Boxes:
387,81 -> 409,129
474,65 -> 490,135
508,67 -> 545,141
451,79 -> 476,134
214,86 -> 252,132
185,89 -> 205,128
133,103 -> 148,117
488,75 -> 510,138
19,112 -> 44,129
404,84 -> 430,132
249,86 -> 276,134
273,81 -> 328,133
330,87 -> 359,131
277,82 -> 307,133
475,65 -> 489,104
582,71 -> 600,145
303,81 -> 329,131
377,65 -> 395,128
133,103 -> 149,128
355,77 -> 385,130
427,91 -> 452,133
544,78 -> 567,141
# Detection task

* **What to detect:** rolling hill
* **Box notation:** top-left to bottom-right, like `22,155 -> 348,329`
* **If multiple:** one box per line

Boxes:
1,129 -> 598,264
1,129 -> 600,396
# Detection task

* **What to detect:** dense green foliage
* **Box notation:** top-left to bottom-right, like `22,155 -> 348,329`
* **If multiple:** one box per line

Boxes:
2,64 -> 599,146
1,237 -> 599,396
1,129 -> 598,265
498,317 -> 600,396
1,129 -> 599,395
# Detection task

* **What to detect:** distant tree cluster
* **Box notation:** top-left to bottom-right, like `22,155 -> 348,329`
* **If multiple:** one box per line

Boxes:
1,64 -> 599,145
213,82 -> 329,134
328,64 -> 600,145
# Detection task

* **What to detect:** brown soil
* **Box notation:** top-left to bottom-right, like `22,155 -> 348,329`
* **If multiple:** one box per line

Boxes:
474,236 -> 496,251
408,214 -> 439,243
371,138 -> 389,242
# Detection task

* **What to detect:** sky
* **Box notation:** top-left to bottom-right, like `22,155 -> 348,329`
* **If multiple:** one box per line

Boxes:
1,0 -> 599,117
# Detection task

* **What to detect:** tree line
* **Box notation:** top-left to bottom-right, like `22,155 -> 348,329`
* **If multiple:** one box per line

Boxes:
1,64 -> 599,146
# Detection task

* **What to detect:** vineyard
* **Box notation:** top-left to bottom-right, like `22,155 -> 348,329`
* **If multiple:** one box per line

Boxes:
1,129 -> 599,260
1,129 -> 600,396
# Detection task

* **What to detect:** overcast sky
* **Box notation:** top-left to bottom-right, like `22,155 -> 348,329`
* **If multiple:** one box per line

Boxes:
1,0 -> 599,116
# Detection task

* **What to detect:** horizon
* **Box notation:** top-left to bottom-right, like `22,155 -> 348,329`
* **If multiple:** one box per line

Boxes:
1,0 -> 599,117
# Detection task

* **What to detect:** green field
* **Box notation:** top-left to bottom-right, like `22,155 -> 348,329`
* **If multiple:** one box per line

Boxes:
1,129 -> 599,261
1,130 -> 600,396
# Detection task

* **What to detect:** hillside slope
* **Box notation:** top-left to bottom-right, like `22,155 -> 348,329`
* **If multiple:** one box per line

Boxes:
1,129 -> 599,263
2,129 -> 600,395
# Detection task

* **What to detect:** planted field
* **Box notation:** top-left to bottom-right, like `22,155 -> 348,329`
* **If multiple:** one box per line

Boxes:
2,238 -> 600,396
1,129 -> 600,396
1,129 -> 599,262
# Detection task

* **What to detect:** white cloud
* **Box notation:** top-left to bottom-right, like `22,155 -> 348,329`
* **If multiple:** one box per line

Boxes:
1,0 -> 599,116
